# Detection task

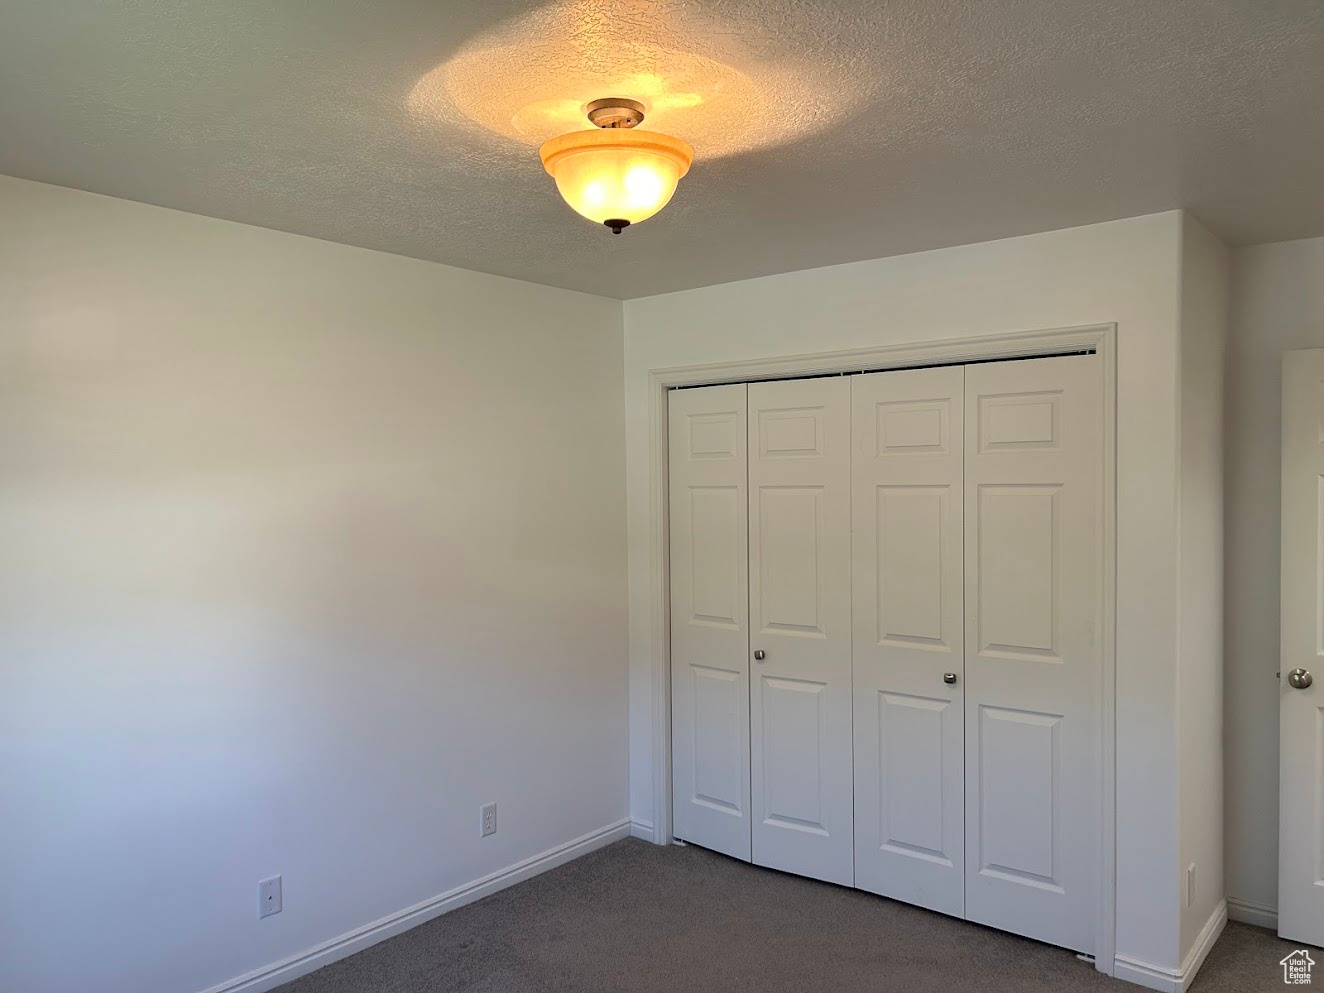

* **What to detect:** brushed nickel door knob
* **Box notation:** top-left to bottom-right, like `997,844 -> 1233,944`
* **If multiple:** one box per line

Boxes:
754,650 -> 766,661
1289,668 -> 1313,689
943,672 -> 958,685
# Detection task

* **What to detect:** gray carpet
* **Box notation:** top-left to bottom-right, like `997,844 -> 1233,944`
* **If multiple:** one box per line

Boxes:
276,839 -> 1300,992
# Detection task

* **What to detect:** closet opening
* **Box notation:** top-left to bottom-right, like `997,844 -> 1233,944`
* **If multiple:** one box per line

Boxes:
648,324 -> 1117,976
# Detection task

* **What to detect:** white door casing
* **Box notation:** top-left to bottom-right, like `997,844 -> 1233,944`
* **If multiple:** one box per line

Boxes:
1279,348 -> 1324,948
851,365 -> 967,916
669,384 -> 751,861
748,377 -> 855,886
963,354 -> 1102,954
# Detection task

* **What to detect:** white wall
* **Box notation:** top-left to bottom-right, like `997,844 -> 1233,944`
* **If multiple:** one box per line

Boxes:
0,177 -> 629,993
2,172 -> 1271,990
1224,236 -> 1324,924
1176,215 -> 1229,959
624,212 -> 1192,974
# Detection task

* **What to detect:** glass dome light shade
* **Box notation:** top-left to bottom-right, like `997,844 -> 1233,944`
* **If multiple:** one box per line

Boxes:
539,128 -> 694,228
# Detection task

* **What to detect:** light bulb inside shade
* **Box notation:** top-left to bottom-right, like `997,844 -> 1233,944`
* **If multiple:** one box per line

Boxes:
539,128 -> 693,228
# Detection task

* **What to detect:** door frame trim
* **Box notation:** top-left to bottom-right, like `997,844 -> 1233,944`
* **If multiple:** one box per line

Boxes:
646,322 -> 1117,974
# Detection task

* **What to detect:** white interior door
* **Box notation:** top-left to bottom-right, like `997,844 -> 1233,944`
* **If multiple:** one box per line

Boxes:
1279,348 -> 1324,947
748,377 -> 854,886
669,384 -> 751,861
851,365 -> 966,917
963,354 -> 1101,954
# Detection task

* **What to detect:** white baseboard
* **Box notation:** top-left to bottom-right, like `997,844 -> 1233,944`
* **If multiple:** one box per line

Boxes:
1113,956 -> 1175,992
1113,899 -> 1227,993
1178,899 -> 1228,991
198,818 -> 632,993
630,819 -> 655,840
1226,895 -> 1278,930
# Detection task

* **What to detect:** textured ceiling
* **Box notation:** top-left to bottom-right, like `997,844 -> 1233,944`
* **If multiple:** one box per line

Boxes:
1,0 -> 1321,298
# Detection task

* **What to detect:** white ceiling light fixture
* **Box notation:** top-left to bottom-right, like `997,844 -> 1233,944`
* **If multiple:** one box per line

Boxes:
539,98 -> 694,234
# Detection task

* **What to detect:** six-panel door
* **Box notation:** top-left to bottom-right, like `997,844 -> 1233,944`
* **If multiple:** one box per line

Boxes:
747,377 -> 855,886
1278,348 -> 1324,948
667,354 -> 1103,950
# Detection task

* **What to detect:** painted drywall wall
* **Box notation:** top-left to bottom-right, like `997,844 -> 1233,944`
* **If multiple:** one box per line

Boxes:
0,177 -> 629,993
1176,215 -> 1229,960
624,212 -> 1190,974
1224,236 -> 1324,925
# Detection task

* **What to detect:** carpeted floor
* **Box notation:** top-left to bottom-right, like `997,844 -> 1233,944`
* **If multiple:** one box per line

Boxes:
276,838 -> 1299,992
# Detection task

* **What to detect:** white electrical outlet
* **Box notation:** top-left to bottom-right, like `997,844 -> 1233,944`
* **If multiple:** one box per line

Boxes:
480,802 -> 497,837
258,875 -> 282,919
1185,863 -> 1196,908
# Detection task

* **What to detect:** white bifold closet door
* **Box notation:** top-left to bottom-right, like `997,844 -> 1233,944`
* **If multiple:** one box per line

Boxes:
747,377 -> 854,886
670,354 -> 1102,953
851,365 -> 967,917
963,354 -> 1101,955
669,384 -> 751,861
